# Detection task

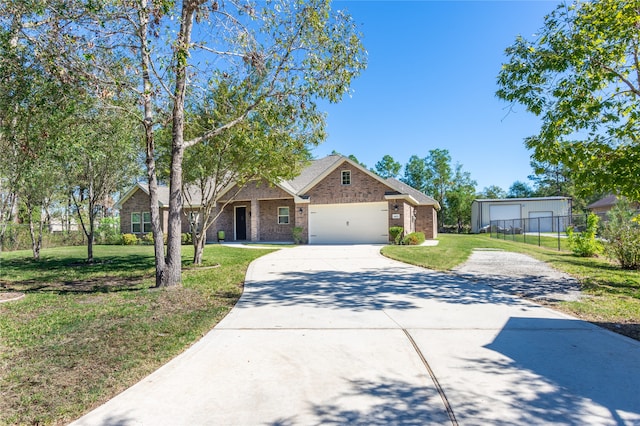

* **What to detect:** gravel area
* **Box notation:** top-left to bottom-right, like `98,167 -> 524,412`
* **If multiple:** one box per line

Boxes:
452,249 -> 582,302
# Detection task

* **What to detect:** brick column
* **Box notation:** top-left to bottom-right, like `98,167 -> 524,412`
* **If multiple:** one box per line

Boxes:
295,203 -> 309,243
251,199 -> 259,241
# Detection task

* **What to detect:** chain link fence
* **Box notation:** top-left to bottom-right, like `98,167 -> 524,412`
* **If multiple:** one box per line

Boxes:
487,213 -> 609,251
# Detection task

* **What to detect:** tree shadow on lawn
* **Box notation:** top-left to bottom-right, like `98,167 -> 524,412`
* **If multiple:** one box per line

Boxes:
0,254 -> 155,294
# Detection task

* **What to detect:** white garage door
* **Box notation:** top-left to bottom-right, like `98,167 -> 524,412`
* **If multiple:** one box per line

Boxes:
489,204 -> 521,221
309,202 -> 389,244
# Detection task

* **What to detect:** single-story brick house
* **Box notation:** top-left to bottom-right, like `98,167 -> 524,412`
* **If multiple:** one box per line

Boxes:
115,154 -> 440,244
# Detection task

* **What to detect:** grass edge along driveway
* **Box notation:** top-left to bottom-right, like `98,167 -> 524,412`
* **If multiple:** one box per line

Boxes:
382,233 -> 640,342
0,244 -> 274,426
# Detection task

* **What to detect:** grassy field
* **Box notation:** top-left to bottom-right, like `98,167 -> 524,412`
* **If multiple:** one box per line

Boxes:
0,244 -> 273,426
382,234 -> 640,341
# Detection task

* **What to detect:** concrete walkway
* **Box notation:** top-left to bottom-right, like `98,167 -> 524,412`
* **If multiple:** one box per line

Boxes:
72,245 -> 640,425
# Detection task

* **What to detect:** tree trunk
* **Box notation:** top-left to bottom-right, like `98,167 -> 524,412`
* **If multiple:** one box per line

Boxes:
158,2 -> 197,287
26,203 -> 41,261
138,0 -> 166,287
193,230 -> 206,265
160,143 -> 185,287
87,204 -> 95,264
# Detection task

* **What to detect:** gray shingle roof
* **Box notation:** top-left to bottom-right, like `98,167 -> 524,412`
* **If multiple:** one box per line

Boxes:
283,154 -> 344,193
587,194 -> 618,209
119,155 -> 438,208
385,177 -> 439,207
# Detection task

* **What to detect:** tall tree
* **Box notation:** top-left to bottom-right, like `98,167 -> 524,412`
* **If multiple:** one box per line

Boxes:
497,0 -> 640,200
424,149 -> 452,231
478,185 -> 506,199
445,164 -> 477,233
63,107 -> 139,263
0,15 -> 69,259
374,155 -> 401,179
507,180 -> 534,198
401,155 -> 430,193
528,159 -> 573,198
182,81 -> 323,264
9,0 -> 367,287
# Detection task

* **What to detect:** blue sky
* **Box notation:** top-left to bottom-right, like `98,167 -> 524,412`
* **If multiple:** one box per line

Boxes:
313,0 -> 558,192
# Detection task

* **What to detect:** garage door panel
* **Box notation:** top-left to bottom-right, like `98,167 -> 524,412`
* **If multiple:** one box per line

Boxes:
529,211 -> 553,232
309,203 -> 388,244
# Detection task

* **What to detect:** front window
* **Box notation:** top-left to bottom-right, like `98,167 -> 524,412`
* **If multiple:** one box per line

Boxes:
278,207 -> 290,225
143,212 -> 152,233
131,212 -> 141,233
341,170 -> 351,185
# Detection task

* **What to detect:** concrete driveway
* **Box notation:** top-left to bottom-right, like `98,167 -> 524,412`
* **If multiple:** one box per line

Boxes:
72,245 -> 640,425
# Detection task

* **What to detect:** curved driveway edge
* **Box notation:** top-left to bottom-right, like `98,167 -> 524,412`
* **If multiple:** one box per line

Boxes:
72,245 -> 640,425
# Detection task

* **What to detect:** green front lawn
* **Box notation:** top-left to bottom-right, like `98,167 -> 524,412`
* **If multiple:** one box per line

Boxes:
382,234 -> 640,340
0,244 -> 274,425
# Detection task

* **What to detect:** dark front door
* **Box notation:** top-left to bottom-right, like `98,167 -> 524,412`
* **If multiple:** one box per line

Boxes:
235,207 -> 247,240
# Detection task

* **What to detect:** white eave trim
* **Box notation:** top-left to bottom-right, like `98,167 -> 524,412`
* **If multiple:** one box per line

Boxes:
384,194 -> 420,205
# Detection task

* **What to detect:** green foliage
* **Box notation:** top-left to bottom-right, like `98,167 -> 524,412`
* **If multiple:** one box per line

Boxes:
566,213 -> 602,257
402,232 -> 425,246
96,217 -> 121,244
121,234 -> 138,246
375,155 -> 401,179
292,227 -> 304,244
401,150 -> 476,231
141,233 -> 154,245
181,233 -> 193,245
402,155 -> 430,193
507,180 -> 534,199
0,225 -> 85,252
496,0 -> 640,199
478,185 -> 506,199
389,227 -> 404,245
445,164 -> 477,233
602,199 -> 640,269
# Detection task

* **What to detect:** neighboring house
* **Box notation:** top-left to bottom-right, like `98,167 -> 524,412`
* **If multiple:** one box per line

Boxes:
115,155 -> 440,244
587,194 -> 639,215
471,196 -> 572,233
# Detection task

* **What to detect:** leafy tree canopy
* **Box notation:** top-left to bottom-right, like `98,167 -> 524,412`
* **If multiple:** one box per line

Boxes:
374,155 -> 401,179
497,0 -> 640,200
507,180 -> 535,198
478,185 -> 507,199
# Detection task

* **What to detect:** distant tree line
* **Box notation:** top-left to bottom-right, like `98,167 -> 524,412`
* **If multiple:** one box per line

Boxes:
338,151 -> 601,234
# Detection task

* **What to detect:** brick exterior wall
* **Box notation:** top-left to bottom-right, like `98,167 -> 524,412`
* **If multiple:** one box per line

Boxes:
258,199 -> 295,241
210,202 -> 249,242
304,164 -> 390,204
119,166 -> 438,243
220,180 -> 292,202
415,205 -> 437,239
215,180 -> 297,242
388,201 -> 423,242
120,189 -> 152,235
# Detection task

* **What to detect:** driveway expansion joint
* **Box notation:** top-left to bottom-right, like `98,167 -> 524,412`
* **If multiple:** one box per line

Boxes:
403,328 -> 458,426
